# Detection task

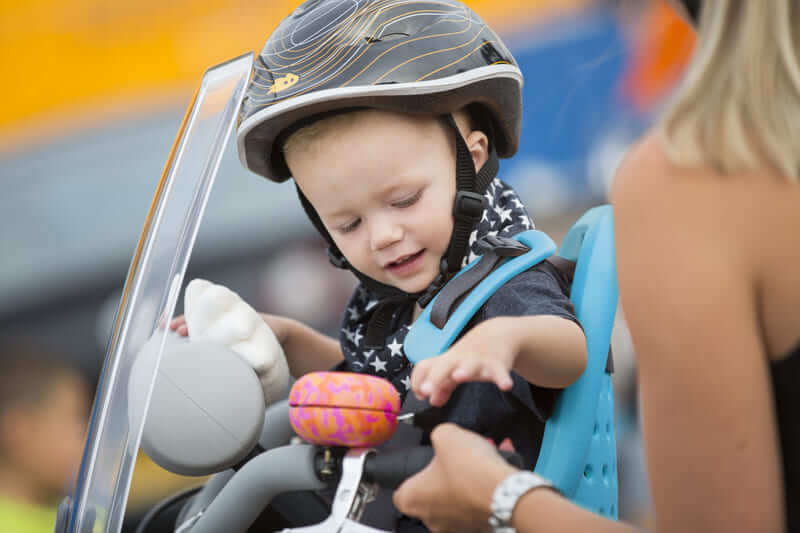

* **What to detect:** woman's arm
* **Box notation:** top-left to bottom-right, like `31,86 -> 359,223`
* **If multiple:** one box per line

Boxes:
611,138 -> 785,533
394,423 -> 641,533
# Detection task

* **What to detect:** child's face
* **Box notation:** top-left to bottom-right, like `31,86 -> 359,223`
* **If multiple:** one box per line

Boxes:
287,110 -> 457,294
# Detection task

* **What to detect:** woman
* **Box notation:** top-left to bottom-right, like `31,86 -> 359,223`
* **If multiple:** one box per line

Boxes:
393,1 -> 800,532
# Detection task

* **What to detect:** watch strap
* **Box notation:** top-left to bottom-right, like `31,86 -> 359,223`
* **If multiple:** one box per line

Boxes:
489,471 -> 554,533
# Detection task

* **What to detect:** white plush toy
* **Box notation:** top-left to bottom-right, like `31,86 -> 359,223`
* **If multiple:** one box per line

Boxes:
183,278 -> 290,406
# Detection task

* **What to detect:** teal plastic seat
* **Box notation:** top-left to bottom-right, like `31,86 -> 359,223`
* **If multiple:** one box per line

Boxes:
405,204 -> 618,518
533,205 -> 618,518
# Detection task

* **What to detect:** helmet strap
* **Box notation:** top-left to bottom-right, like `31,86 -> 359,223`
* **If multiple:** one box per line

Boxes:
441,114 -> 498,276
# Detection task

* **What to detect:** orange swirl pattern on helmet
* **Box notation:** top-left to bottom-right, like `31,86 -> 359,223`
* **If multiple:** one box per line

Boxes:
288,371 -> 401,447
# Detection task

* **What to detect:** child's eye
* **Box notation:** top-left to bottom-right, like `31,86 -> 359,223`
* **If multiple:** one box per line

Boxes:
392,191 -> 421,208
339,218 -> 361,233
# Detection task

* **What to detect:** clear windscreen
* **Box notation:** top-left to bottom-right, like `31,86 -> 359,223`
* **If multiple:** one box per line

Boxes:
66,52 -> 253,533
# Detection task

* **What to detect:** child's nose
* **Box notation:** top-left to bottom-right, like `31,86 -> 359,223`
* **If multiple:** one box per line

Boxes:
369,217 -> 403,251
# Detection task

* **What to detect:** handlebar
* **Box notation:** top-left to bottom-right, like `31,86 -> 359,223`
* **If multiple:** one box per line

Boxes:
177,442 -> 523,533
181,444 -> 325,533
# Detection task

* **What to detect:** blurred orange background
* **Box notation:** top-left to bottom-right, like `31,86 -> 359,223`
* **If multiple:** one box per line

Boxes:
0,0 -> 590,152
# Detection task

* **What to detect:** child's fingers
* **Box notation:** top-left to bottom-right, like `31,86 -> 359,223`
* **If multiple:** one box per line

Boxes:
168,317 -> 188,336
482,361 -> 513,390
428,386 -> 455,407
419,356 -> 459,397
450,358 -> 513,392
168,315 -> 190,337
428,380 -> 458,407
450,358 -> 486,383
410,360 -> 434,398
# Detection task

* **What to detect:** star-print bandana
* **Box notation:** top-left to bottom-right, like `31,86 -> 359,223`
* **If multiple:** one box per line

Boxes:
338,177 -> 534,400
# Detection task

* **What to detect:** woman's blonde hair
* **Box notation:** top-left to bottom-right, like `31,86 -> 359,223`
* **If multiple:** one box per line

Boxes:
659,0 -> 800,182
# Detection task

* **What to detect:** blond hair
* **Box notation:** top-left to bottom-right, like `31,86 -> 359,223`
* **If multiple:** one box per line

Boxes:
659,0 -> 800,182
283,108 -> 475,163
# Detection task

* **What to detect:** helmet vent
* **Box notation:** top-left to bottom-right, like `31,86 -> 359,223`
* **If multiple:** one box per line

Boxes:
364,32 -> 409,44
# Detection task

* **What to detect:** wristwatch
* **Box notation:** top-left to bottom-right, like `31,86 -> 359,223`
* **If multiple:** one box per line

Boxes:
489,471 -> 555,533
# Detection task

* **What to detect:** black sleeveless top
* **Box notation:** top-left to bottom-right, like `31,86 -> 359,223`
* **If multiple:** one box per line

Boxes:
771,342 -> 800,532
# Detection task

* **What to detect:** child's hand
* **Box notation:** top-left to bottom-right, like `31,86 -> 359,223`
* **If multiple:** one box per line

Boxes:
169,315 -> 189,336
170,311 -> 290,344
410,321 -> 515,407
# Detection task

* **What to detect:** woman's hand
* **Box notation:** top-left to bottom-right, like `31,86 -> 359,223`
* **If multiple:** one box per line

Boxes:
393,423 -> 518,533
410,319 -> 515,406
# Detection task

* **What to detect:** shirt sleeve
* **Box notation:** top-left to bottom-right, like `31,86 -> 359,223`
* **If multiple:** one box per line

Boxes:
479,259 -> 580,326
470,259 -> 582,424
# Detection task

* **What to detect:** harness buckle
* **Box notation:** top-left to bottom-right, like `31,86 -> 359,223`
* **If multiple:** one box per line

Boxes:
476,234 -> 530,257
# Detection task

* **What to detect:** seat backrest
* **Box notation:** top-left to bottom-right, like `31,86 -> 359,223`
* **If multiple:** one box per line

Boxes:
534,204 -> 618,518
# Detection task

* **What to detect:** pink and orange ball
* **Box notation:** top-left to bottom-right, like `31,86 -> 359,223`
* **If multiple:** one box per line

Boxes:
289,372 -> 401,447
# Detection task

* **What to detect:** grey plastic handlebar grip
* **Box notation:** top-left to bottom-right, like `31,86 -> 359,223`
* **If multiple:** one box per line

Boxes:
188,444 -> 326,533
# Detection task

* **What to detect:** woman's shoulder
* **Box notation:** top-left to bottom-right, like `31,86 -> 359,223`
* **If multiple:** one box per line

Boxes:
612,129 -> 800,357
612,131 -> 722,216
612,129 -> 799,242
611,131 -> 727,245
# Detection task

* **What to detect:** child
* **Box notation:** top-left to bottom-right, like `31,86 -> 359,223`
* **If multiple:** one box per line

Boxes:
0,339 -> 89,533
176,0 -> 587,529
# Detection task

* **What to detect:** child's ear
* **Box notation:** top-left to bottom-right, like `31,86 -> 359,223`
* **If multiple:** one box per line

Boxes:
464,130 -> 489,173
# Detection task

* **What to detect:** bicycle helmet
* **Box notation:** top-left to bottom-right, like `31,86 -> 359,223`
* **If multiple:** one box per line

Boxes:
236,0 -> 524,308
237,0 -> 522,181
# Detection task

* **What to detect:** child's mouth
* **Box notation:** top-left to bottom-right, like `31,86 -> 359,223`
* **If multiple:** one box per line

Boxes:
386,250 -> 424,275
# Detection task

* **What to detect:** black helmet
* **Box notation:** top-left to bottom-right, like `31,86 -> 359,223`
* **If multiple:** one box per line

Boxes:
236,0 -> 523,181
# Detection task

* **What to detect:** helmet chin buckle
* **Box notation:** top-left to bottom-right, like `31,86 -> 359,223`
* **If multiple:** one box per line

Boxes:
452,190 -> 485,223
327,247 -> 349,269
